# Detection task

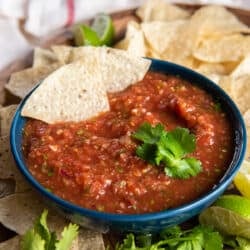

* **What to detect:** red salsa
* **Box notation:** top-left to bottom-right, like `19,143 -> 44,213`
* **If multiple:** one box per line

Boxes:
23,72 -> 233,214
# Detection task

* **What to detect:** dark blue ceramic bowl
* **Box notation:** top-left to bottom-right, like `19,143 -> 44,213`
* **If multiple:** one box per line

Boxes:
10,59 -> 246,233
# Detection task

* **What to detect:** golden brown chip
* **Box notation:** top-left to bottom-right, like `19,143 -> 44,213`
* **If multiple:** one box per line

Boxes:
136,0 -> 190,22
5,64 -> 60,98
0,105 -> 17,136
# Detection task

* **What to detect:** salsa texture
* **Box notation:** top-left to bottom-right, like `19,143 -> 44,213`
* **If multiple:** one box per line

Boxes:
23,72 -> 233,214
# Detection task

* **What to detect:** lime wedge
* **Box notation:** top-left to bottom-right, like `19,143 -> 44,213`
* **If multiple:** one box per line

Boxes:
214,195 -> 250,219
199,195 -> 250,239
73,14 -> 114,47
92,13 -> 114,46
73,25 -> 101,47
234,160 -> 250,199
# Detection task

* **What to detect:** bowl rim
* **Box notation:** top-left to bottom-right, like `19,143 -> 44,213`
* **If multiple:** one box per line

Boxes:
10,58 -> 247,222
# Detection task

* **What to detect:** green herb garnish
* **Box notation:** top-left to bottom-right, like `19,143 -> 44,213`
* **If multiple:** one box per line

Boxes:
132,122 -> 202,179
21,209 -> 79,250
115,225 -> 223,250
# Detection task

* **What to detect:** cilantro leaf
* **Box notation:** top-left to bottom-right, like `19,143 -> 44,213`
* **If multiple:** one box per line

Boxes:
235,237 -> 250,250
132,123 -> 202,179
132,122 -> 165,144
21,229 -> 46,250
115,225 -> 223,250
21,210 -> 79,250
33,209 -> 55,250
136,143 -> 157,164
115,234 -> 137,250
55,223 -> 79,250
163,127 -> 196,158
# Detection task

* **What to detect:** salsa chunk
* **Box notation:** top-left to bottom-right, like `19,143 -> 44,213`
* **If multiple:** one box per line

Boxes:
23,72 -> 233,214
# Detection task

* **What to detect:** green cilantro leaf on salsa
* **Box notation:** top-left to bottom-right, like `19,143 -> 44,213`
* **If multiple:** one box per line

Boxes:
21,209 -> 79,250
132,122 -> 202,179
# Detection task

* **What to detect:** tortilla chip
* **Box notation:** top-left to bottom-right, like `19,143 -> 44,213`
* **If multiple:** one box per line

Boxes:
115,21 -> 147,57
0,136 -> 31,192
246,126 -> 250,160
21,60 -> 109,123
218,76 -> 233,96
231,56 -> 250,79
141,20 -> 186,54
190,5 -> 250,37
5,64 -> 60,98
199,73 -> 222,85
68,47 -> 151,92
78,229 -> 105,250
193,34 -> 250,63
33,47 -> 58,68
136,0 -> 190,22
51,45 -> 72,64
0,191 -> 71,235
231,75 -> 250,114
243,110 -> 250,127
0,105 -> 17,136
0,236 -> 20,250
125,21 -> 147,57
196,62 -> 238,76
0,179 -> 15,198
114,38 -> 128,50
0,191 -> 104,248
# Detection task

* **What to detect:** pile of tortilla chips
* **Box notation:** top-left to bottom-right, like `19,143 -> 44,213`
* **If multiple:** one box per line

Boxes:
0,0 -> 250,248
116,0 -> 250,160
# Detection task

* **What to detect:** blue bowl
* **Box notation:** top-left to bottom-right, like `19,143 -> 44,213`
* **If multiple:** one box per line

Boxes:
10,59 -> 246,233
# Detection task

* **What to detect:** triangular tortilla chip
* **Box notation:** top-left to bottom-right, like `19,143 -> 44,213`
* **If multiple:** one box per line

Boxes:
136,0 -> 190,22
21,60 -> 109,123
21,47 -> 150,123
5,64 -> 60,98
68,46 -> 151,92
0,190 -> 104,249
33,47 -> 58,68
0,105 -> 17,136
0,136 -> 31,193
141,20 -> 186,54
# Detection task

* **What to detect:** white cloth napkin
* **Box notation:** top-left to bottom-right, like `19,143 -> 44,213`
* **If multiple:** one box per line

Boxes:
0,0 -> 249,71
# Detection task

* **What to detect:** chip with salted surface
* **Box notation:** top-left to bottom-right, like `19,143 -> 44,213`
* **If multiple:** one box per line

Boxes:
21,61 -> 109,124
21,47 -> 151,123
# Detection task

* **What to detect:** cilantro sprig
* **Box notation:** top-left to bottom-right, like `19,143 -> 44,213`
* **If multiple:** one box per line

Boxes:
115,225 -> 223,250
21,210 -> 79,250
132,122 -> 202,179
